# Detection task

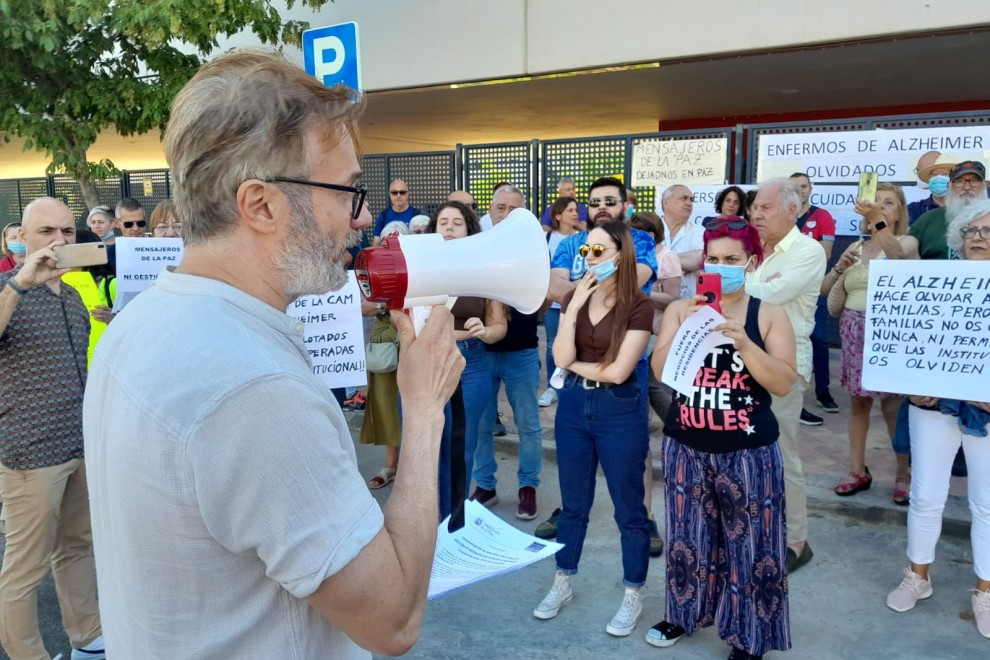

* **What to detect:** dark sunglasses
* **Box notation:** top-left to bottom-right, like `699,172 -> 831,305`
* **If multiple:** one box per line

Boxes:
587,197 -> 622,208
122,220 -> 147,229
578,243 -> 618,258
702,217 -> 748,231
390,189 -> 408,195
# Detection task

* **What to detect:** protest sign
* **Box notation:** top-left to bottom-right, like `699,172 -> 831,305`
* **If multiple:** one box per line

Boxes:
632,137 -> 728,187
861,260 -> 990,400
656,183 -> 929,237
661,306 -> 730,397
757,126 -> 990,182
112,237 -> 183,312
287,272 -> 367,390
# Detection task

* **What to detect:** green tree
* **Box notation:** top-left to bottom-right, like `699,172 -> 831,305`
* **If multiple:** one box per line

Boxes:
0,0 -> 331,210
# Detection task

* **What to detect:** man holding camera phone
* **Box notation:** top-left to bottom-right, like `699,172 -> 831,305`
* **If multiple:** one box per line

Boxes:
0,197 -> 105,660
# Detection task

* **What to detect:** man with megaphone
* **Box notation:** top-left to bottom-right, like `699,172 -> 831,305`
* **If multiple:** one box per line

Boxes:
82,51 -> 465,659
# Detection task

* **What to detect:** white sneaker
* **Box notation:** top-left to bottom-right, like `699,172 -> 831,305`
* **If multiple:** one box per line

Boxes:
973,588 -> 990,639
538,388 -> 558,407
605,588 -> 642,636
534,571 -> 573,619
71,635 -> 106,659
886,567 -> 933,612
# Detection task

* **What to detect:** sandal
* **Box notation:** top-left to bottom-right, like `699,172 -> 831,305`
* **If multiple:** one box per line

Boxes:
368,467 -> 396,490
893,476 -> 910,506
835,467 -> 872,496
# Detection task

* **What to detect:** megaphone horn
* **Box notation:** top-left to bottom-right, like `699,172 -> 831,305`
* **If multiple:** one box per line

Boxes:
354,208 -> 551,315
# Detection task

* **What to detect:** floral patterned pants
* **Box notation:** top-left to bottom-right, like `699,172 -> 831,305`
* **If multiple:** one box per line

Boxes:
662,435 -> 791,656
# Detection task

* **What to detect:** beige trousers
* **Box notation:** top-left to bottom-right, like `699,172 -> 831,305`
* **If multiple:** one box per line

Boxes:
771,376 -> 809,546
0,459 -> 101,660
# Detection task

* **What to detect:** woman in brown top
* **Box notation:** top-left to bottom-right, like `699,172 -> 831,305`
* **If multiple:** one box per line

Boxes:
533,221 -> 654,638
426,201 -> 507,520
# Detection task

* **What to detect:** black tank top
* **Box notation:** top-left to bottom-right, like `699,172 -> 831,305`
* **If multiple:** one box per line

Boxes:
663,297 -> 779,453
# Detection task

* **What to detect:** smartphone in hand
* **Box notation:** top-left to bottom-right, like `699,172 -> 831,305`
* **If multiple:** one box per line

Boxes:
857,172 -> 878,203
696,272 -> 722,314
53,243 -> 108,268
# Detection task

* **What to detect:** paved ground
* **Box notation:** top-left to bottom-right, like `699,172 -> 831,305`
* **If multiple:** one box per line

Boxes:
3,346 -> 978,659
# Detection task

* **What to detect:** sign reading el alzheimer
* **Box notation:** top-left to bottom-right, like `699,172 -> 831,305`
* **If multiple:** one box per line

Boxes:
287,273 -> 367,390
758,126 -> 990,182
113,237 -> 183,312
632,137 -> 728,187
861,260 -> 990,400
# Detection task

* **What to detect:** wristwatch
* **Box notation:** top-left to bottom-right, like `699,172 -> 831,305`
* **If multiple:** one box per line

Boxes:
6,279 -> 29,296
873,220 -> 888,232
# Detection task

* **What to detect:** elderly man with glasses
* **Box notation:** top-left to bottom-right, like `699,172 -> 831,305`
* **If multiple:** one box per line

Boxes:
372,179 -> 419,246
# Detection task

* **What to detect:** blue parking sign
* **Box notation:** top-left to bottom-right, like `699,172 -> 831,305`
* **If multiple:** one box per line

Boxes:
303,22 -> 362,90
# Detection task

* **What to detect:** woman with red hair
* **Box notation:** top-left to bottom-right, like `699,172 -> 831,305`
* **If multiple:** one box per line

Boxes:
647,216 -> 798,660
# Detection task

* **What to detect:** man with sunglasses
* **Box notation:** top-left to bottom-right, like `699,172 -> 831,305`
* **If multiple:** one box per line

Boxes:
82,51 -> 464,659
372,179 -> 419,246
115,198 -> 147,238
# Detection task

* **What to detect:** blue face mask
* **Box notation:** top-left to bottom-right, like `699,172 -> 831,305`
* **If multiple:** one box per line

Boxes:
100,229 -> 115,242
704,259 -> 751,294
929,175 -> 950,197
590,255 -> 619,283
625,205 -> 635,220
6,240 -> 25,255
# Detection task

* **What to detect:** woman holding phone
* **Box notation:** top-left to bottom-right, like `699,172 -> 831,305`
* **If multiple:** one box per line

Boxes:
533,221 -> 654,639
647,216 -> 797,660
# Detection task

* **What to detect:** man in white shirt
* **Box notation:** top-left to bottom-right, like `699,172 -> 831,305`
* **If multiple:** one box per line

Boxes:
660,184 -> 704,298
746,177 -> 827,575
83,50 -> 464,660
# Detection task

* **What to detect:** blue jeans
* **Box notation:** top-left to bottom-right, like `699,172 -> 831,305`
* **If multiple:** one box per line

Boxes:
892,397 -> 912,457
554,375 -> 651,587
474,348 -> 543,490
811,298 -> 830,395
544,308 -> 560,387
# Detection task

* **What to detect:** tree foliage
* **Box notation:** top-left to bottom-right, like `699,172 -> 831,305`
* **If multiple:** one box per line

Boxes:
0,0 -> 331,208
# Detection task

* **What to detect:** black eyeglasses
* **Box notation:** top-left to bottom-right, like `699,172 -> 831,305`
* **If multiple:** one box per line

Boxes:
389,189 -> 408,195
265,177 -> 368,220
702,217 -> 748,231
122,220 -> 147,229
960,226 -> 990,240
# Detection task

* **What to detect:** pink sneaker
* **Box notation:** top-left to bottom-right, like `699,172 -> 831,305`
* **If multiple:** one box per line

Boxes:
973,588 -> 990,639
886,567 -> 933,612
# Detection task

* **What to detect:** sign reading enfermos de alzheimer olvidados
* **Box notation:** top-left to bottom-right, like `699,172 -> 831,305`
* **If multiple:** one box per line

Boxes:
861,260 -> 990,400
757,126 -> 990,182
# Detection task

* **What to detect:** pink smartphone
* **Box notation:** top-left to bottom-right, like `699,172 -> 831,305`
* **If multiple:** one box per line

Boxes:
696,272 -> 722,314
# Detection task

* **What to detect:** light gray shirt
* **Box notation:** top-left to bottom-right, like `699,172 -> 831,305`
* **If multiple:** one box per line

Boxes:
84,269 -> 383,659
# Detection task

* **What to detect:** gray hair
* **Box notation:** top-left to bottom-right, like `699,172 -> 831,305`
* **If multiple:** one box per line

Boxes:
381,220 -> 410,236
757,177 -> 802,218
86,205 -> 114,223
946,198 -> 990,255
164,50 -> 365,247
408,214 -> 430,229
558,177 -> 575,188
660,184 -> 690,204
493,184 -> 525,203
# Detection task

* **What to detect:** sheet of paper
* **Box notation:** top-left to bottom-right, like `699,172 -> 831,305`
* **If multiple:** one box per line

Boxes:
428,499 -> 563,600
660,305 -> 729,397
112,237 -> 183,312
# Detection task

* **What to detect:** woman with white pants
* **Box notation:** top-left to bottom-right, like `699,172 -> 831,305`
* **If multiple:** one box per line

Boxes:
886,198 -> 990,640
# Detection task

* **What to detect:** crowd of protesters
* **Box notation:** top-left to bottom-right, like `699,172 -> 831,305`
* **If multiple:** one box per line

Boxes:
0,52 -> 988,658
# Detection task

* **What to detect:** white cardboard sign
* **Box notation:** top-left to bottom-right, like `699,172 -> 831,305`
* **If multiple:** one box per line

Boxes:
632,137 -> 728,187
861,260 -> 990,400
112,237 -> 183,312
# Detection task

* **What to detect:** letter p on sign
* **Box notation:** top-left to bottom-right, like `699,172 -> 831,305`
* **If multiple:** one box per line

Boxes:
303,22 -> 362,91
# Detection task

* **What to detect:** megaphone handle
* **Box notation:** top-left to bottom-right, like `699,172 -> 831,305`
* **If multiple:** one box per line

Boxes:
410,297 -> 459,336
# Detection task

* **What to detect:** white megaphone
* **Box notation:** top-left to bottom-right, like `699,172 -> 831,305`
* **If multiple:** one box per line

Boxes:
354,208 -> 550,332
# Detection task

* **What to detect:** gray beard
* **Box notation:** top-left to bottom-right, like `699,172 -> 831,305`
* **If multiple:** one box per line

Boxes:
945,192 -> 977,219
277,193 -> 350,299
